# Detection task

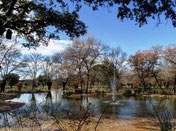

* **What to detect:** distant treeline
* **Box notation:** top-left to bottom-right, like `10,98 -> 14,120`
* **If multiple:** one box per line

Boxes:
1,36 -> 176,94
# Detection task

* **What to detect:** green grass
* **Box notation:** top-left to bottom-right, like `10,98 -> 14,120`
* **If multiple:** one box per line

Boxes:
5,85 -> 48,93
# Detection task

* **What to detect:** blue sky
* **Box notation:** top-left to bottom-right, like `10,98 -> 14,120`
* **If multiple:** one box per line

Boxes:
61,3 -> 176,56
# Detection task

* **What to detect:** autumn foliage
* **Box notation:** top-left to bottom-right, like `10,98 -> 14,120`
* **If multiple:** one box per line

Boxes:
129,46 -> 162,88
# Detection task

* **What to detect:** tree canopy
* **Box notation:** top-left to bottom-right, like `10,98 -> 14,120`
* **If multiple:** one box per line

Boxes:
0,0 -> 86,47
1,0 -> 176,47
73,0 -> 176,27
6,73 -> 20,88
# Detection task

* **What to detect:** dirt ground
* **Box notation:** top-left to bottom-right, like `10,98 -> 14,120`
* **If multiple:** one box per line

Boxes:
1,115 -> 159,131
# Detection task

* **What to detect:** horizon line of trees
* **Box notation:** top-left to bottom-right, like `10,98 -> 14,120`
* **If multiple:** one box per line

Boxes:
1,36 -> 176,94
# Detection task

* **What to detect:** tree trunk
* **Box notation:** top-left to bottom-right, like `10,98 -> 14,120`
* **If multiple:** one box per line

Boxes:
166,82 -> 170,88
32,80 -> 36,91
79,67 -> 83,89
85,73 -> 90,94
138,72 -> 146,90
62,82 -> 66,90
42,83 -> 45,88
141,77 -> 146,90
47,81 -> 52,91
153,73 -> 162,88
0,80 -> 6,93
80,78 -> 83,89
56,81 -> 59,89
173,76 -> 176,94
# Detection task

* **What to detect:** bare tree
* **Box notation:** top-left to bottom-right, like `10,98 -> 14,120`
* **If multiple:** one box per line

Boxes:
0,40 -> 24,92
52,53 -> 63,88
23,53 -> 43,90
51,52 -> 71,91
158,61 -> 174,89
149,46 -> 162,89
162,44 -> 176,93
42,54 -> 62,90
63,39 -> 85,89
82,36 -> 105,94
59,57 -> 72,91
63,36 -> 105,93
80,36 -> 106,94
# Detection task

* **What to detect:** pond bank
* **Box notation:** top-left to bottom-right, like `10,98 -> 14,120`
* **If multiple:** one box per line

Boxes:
6,90 -> 49,94
142,94 -> 176,98
0,93 -> 20,101
63,91 -> 176,99
0,93 -> 24,113
0,101 -> 24,113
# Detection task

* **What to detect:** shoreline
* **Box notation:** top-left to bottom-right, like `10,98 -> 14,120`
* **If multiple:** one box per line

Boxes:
0,93 -> 25,113
63,91 -> 176,99
0,101 -> 25,113
142,94 -> 176,98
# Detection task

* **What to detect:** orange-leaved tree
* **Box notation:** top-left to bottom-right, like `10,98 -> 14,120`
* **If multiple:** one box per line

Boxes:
129,46 -> 162,89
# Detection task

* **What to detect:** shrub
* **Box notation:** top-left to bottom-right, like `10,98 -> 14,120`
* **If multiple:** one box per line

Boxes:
123,89 -> 132,96
150,101 -> 176,131
135,88 -> 144,94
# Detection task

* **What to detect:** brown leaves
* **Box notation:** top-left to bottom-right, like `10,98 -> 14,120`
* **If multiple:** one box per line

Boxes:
162,44 -> 176,65
128,46 -> 162,87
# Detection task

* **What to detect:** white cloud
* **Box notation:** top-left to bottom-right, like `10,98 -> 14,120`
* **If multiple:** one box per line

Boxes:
18,39 -> 72,55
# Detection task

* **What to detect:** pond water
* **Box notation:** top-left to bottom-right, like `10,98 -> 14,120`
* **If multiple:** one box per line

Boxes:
1,91 -> 176,128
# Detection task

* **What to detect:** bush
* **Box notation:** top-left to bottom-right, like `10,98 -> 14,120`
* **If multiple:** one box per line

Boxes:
123,89 -> 132,96
150,88 -> 171,95
64,91 -> 73,96
150,101 -> 176,131
6,73 -> 20,88
24,82 -> 28,86
135,88 -> 144,94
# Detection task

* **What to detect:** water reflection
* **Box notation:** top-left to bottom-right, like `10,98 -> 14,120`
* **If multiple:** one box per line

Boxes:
8,92 -> 176,117
46,91 -> 52,101
1,91 -> 176,128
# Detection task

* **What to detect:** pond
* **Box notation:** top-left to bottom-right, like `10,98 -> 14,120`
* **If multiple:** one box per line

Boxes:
1,91 -> 176,128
